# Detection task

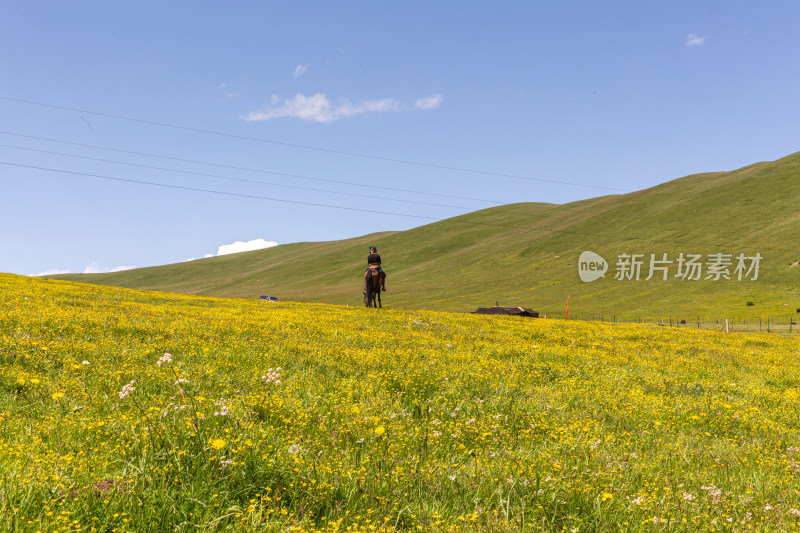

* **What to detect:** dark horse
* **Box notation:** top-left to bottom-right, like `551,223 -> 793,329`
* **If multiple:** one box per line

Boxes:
363,266 -> 384,308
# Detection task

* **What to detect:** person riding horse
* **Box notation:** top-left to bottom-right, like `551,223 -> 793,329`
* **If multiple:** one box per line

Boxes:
365,246 -> 386,292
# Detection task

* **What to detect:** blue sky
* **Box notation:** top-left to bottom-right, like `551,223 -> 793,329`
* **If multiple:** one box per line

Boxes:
2,1 -> 799,276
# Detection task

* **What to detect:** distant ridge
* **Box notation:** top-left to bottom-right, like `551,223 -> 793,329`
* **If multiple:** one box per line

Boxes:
49,151 -> 800,318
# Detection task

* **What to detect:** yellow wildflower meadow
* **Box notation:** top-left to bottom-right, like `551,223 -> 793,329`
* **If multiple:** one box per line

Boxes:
1,273 -> 799,531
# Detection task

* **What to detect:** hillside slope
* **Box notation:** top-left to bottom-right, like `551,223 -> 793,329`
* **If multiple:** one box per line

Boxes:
49,151 -> 800,317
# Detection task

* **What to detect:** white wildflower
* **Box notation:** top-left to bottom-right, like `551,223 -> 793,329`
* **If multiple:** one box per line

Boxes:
213,398 -> 231,417
157,353 -> 173,366
118,380 -> 136,400
261,367 -> 282,385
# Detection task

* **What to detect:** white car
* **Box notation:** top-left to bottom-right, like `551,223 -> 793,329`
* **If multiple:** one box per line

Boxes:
259,295 -> 280,302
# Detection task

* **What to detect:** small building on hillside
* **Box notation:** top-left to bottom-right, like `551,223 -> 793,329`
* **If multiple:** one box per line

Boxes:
473,306 -> 539,318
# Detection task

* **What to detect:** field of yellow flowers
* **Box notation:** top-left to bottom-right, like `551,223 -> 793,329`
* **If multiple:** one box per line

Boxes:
1,273 -> 800,532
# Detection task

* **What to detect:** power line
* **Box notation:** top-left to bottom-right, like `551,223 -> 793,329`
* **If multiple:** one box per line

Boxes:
0,143 -> 477,211
0,132 -> 719,245
0,130 -> 503,205
0,95 -> 630,192
0,160 -> 439,220
2,159 -> 790,253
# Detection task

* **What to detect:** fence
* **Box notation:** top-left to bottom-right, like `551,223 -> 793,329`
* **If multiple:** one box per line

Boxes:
562,315 -> 799,334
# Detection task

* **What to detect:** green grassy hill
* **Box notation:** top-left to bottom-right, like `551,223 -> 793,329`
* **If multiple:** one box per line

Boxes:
49,151 -> 800,318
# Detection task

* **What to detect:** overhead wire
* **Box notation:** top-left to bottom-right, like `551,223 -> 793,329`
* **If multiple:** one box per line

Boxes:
0,95 -> 630,192
0,130 -> 505,205
0,138 -> 745,250
0,143 -> 480,211
2,159 -> 791,254
0,96 -> 785,255
1,160 -> 438,219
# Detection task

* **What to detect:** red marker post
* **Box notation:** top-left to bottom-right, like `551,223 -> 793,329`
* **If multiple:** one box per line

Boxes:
565,295 -> 571,320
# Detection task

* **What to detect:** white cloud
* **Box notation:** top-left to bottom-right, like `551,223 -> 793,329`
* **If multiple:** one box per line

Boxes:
293,65 -> 308,78
414,94 -> 444,110
241,93 -> 336,123
219,83 -> 240,101
35,268 -> 71,276
83,262 -> 136,274
36,263 -> 136,275
241,92 -> 443,123
685,33 -> 708,47
186,254 -> 217,261
82,262 -> 103,274
216,239 -> 278,256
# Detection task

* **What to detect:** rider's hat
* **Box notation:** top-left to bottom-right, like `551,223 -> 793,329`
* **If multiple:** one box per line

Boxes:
369,246 -> 377,252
